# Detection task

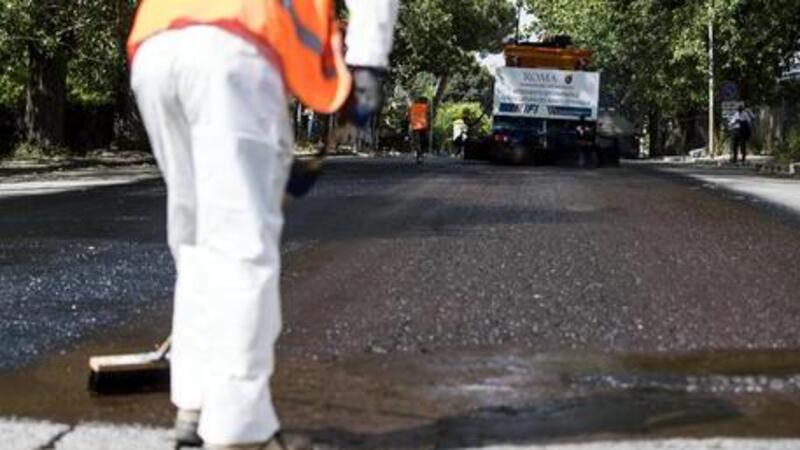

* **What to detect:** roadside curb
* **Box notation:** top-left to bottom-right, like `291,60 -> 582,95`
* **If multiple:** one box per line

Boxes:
4,418 -> 800,450
654,156 -> 800,179
470,441 -> 800,450
692,160 -> 800,178
635,160 -> 800,216
0,154 -> 156,178
0,165 -> 161,199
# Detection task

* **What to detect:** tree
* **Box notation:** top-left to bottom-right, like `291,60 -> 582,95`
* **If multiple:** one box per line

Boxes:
713,0 -> 800,103
0,0 -> 142,154
530,0 -> 800,155
443,60 -> 495,105
110,0 -> 146,150
20,0 -> 71,151
390,0 -> 516,150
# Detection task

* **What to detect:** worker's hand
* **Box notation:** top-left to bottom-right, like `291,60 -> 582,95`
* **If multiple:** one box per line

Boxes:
344,67 -> 385,128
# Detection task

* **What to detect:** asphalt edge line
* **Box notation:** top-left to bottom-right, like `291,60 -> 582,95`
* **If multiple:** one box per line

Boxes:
630,161 -> 800,225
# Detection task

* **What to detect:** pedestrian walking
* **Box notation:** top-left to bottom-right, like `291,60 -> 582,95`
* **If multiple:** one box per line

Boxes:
452,116 -> 468,157
729,105 -> 755,164
409,98 -> 430,163
127,1 -> 398,449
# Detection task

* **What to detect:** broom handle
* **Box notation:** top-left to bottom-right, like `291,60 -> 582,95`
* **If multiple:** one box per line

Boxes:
155,335 -> 172,360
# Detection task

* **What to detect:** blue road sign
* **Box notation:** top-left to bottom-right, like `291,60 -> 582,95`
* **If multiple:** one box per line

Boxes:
720,82 -> 739,102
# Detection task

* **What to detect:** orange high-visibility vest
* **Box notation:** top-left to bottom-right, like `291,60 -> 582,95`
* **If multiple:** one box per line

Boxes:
128,0 -> 352,114
409,102 -> 429,131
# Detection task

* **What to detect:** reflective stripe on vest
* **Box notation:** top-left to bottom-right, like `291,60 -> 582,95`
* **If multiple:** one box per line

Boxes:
128,0 -> 352,113
282,0 -> 337,79
284,0 -> 321,54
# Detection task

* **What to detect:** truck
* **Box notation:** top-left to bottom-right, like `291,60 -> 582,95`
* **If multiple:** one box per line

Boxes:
487,43 -> 616,166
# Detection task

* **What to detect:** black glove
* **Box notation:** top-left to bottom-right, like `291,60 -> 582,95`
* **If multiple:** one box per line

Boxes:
344,67 -> 385,128
285,158 -> 323,199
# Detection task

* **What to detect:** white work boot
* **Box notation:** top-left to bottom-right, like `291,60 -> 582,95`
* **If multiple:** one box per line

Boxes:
174,409 -> 203,448
205,432 -> 311,450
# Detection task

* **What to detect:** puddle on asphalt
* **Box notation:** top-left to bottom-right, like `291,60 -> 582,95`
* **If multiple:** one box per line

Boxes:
1,343 -> 800,448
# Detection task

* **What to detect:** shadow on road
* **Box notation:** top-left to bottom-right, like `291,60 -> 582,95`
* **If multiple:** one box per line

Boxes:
304,391 -> 738,449
287,194 -> 615,242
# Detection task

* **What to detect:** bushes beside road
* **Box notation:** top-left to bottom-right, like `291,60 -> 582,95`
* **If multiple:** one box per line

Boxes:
776,125 -> 800,164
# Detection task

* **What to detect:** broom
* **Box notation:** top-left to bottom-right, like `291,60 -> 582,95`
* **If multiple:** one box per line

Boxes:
88,336 -> 172,395
88,142 -> 331,395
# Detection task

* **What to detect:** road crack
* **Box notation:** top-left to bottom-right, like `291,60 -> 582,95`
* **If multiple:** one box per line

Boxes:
38,424 -> 76,450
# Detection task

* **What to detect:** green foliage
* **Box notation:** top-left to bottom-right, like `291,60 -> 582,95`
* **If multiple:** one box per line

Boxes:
390,0 -> 515,85
433,102 -> 490,151
530,0 -> 800,120
382,0 -> 514,142
0,0 -> 129,107
10,141 -> 70,161
67,1 -> 127,104
777,123 -> 800,164
0,65 -> 24,106
443,61 -> 495,104
715,0 -> 800,103
0,0 -> 28,106
531,1 -> 707,119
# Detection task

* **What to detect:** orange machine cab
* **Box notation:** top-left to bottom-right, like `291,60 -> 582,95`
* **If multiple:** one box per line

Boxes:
128,0 -> 352,113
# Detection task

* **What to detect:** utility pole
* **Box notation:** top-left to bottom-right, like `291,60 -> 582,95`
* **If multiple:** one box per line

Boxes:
708,0 -> 715,156
515,1 -> 523,44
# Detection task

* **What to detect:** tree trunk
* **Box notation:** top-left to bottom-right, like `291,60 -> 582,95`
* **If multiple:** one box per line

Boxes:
429,73 -> 450,153
24,0 -> 69,152
321,113 -> 336,153
25,43 -> 67,151
682,110 -> 698,154
111,0 -> 147,151
647,110 -> 664,158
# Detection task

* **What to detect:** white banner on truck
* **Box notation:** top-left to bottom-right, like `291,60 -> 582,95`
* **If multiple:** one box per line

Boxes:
494,67 -> 600,121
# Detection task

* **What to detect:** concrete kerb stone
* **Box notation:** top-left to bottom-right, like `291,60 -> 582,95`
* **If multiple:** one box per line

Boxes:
4,418 -> 800,450
0,418 -> 71,450
654,156 -> 800,179
470,440 -> 800,450
54,423 -> 173,450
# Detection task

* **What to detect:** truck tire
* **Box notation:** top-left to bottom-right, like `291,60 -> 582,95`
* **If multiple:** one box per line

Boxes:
605,140 -> 621,167
578,148 -> 599,169
600,147 -> 620,167
608,149 -> 621,167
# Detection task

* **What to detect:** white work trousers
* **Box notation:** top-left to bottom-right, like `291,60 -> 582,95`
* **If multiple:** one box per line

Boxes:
131,26 -> 292,445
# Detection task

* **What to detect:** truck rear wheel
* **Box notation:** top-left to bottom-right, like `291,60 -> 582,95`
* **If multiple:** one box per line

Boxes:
578,148 -> 599,169
600,140 -> 621,167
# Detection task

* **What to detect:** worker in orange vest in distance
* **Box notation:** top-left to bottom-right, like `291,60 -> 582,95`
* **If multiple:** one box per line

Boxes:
409,98 -> 430,164
127,1 -> 398,449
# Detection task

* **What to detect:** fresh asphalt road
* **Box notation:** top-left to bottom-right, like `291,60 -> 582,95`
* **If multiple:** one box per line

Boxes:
2,157 -> 800,445
4,157 -> 800,370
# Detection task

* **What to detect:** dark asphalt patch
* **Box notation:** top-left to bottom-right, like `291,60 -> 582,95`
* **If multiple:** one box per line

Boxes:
3,345 -> 800,446
0,180 -> 172,372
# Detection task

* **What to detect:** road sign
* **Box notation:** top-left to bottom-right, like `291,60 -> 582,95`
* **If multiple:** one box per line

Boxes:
720,82 -> 739,102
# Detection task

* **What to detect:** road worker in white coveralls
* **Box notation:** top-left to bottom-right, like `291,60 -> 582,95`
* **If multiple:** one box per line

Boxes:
127,1 -> 399,448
